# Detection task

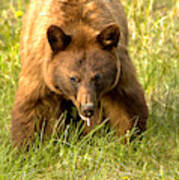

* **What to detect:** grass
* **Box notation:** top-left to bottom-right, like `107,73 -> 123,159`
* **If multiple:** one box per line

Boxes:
0,0 -> 178,179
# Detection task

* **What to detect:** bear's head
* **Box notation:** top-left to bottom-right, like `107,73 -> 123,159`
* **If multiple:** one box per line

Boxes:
45,24 -> 121,123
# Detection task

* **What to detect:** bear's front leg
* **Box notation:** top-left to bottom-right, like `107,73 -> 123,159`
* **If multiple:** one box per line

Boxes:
102,93 -> 133,139
12,97 -> 37,148
11,88 -> 62,148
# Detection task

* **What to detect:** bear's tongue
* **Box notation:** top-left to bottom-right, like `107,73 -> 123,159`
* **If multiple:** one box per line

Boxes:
79,113 -> 91,126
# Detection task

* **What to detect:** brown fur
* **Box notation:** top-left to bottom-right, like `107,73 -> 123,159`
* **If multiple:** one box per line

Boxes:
12,0 -> 148,148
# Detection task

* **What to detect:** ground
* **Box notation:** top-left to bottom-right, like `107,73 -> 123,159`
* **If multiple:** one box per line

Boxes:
0,0 -> 178,179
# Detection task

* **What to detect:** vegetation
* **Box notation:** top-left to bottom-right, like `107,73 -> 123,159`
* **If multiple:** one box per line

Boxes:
0,0 -> 178,179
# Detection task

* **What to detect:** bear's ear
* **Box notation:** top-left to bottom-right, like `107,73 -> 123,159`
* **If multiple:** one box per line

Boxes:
97,24 -> 120,49
47,25 -> 71,52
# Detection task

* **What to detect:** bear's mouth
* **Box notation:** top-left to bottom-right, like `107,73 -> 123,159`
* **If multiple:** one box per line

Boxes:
79,113 -> 91,126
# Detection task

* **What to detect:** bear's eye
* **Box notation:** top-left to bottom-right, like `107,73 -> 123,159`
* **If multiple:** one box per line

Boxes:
93,74 -> 101,82
70,76 -> 80,84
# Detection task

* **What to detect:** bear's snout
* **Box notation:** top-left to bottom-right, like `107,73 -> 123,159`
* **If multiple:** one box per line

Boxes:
75,85 -> 96,120
81,103 -> 94,118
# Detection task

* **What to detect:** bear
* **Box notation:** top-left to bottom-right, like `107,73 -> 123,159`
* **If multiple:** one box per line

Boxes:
11,0 -> 148,148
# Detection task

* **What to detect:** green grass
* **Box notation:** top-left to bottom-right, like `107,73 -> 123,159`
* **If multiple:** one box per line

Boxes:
0,0 -> 178,179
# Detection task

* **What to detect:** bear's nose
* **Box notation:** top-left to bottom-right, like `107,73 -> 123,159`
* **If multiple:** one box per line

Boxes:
81,103 -> 94,118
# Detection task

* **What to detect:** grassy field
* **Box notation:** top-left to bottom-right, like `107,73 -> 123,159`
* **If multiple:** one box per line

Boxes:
0,0 -> 178,179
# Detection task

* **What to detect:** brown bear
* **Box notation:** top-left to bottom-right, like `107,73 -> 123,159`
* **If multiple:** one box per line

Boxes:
12,0 -> 148,148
